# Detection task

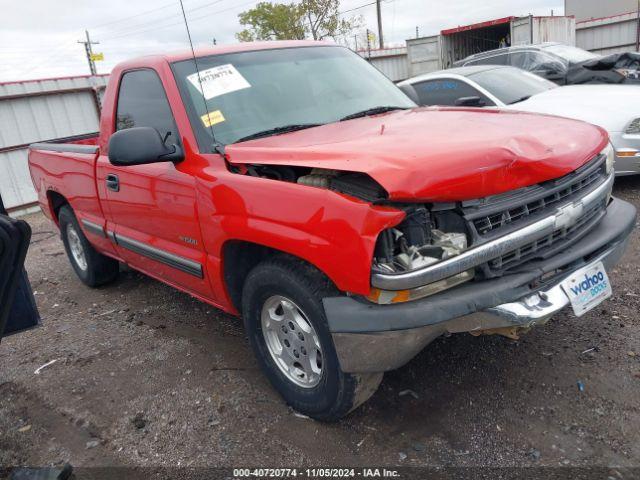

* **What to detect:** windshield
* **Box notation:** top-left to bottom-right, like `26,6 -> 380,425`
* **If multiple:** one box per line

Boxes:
542,44 -> 599,64
468,67 -> 557,104
172,46 -> 414,149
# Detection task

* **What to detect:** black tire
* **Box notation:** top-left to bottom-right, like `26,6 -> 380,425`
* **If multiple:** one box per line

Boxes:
58,206 -> 119,287
242,257 -> 382,421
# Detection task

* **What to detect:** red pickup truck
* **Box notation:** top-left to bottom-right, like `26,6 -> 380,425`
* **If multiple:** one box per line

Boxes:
29,41 -> 635,421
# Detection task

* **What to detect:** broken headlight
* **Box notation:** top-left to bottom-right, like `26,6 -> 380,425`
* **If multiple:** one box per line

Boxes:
603,142 -> 615,175
368,206 -> 474,304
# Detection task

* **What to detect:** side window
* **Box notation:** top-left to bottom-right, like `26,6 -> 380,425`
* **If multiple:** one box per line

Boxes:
116,69 -> 178,144
512,51 -> 564,74
466,53 -> 508,66
412,79 -> 493,107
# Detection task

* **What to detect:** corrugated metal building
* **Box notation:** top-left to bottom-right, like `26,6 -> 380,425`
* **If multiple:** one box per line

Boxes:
565,0 -> 638,22
0,74 -> 108,213
359,47 -> 409,82
576,11 -> 639,55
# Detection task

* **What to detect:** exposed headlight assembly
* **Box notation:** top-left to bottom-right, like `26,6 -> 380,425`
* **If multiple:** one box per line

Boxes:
368,206 -> 473,304
625,118 -> 640,135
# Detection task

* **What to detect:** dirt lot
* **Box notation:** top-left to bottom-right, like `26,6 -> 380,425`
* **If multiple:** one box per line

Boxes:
2,178 -> 640,474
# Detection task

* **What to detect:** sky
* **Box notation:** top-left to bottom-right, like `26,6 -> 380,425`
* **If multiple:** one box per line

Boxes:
0,0 -> 563,82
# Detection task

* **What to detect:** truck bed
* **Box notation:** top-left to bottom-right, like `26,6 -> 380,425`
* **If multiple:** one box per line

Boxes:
28,133 -> 102,223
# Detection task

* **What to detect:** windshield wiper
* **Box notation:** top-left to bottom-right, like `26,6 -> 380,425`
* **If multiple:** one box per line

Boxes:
339,106 -> 409,122
234,124 -> 322,143
509,95 -> 532,105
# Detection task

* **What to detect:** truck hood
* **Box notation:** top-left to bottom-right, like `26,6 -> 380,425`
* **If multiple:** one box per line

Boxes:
509,85 -> 640,133
225,107 -> 608,202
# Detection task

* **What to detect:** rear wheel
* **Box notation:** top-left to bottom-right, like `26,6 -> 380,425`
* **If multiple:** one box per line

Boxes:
58,206 -> 119,287
242,257 -> 382,421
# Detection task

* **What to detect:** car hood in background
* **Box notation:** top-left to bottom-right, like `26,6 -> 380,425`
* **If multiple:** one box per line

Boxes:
225,108 -> 608,202
509,85 -> 640,133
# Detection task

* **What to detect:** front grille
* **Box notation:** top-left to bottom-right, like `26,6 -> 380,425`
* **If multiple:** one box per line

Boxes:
488,201 -> 606,271
462,154 -> 610,276
471,157 -> 606,236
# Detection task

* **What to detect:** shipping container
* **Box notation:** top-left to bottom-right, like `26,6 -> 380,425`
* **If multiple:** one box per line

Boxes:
407,15 -> 576,75
405,35 -> 441,77
440,16 -> 575,68
0,74 -> 108,214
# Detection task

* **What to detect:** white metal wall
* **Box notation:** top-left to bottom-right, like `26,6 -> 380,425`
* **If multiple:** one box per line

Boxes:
576,11 -> 638,54
406,36 -> 441,77
532,17 -> 576,45
565,0 -> 637,22
0,75 -> 108,211
359,47 -> 409,82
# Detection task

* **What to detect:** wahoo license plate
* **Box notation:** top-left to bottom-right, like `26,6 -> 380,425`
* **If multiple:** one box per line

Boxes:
561,261 -> 612,317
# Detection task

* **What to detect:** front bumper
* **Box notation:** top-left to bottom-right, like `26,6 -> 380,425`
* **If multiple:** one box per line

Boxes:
324,197 -> 636,373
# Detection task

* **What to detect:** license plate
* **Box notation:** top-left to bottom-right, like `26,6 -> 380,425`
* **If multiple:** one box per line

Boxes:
560,261 -> 612,317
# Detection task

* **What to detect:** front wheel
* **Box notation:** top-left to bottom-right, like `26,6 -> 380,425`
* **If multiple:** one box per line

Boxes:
242,257 -> 382,421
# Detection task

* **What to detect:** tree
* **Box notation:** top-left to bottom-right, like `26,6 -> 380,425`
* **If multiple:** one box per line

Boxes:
236,0 -> 360,42
301,0 -> 359,41
236,2 -> 305,42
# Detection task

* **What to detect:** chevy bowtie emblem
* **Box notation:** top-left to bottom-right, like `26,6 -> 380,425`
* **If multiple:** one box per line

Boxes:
554,201 -> 584,230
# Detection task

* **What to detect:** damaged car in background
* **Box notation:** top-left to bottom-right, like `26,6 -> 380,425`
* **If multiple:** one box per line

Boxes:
28,41 -> 636,421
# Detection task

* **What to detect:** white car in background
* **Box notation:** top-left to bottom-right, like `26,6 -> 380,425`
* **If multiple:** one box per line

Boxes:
399,65 -> 640,175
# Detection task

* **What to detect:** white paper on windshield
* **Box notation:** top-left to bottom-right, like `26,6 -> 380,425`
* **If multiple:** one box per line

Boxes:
187,64 -> 251,100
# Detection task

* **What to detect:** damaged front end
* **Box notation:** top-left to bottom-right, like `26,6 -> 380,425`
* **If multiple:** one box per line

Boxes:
228,162 -> 476,304
369,205 -> 474,304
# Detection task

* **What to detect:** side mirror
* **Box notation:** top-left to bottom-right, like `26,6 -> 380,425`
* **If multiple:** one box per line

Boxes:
454,96 -> 486,107
398,84 -> 420,104
108,127 -> 183,166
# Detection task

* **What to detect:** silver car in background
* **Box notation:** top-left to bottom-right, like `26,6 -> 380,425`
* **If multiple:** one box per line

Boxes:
399,65 -> 640,175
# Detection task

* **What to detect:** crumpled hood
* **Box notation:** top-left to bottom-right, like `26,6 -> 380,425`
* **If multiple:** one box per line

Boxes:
509,85 -> 640,133
225,107 -> 608,202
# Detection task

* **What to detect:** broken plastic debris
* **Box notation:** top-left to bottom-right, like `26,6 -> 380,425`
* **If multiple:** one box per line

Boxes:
577,381 -> 585,392
399,389 -> 419,399
34,359 -> 58,375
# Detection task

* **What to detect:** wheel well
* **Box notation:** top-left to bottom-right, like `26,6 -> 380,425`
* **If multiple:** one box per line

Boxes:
47,191 -> 69,222
222,241 -> 335,313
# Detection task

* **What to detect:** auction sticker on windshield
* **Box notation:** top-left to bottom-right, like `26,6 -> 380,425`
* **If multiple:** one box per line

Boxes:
560,261 -> 612,317
187,64 -> 251,100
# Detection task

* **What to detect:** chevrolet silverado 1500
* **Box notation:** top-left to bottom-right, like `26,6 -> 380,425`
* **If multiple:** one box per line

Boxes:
28,41 -> 636,421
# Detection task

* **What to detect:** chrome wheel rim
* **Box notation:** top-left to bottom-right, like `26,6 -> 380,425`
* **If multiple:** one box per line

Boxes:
261,295 -> 323,388
67,223 -> 88,271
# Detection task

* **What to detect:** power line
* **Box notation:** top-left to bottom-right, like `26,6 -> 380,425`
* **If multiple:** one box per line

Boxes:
90,1 -> 179,30
102,0 -> 256,41
94,0 -> 229,38
339,1 -> 377,15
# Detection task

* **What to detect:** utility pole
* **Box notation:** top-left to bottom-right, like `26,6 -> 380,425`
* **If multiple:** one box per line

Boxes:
77,30 -> 99,75
636,0 -> 640,52
366,28 -> 371,59
376,0 -> 384,49
416,26 -> 419,38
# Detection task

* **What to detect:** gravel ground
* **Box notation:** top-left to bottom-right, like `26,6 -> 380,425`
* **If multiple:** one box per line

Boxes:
1,178 -> 639,473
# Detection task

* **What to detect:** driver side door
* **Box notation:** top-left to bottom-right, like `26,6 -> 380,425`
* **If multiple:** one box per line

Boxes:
96,68 -> 212,299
